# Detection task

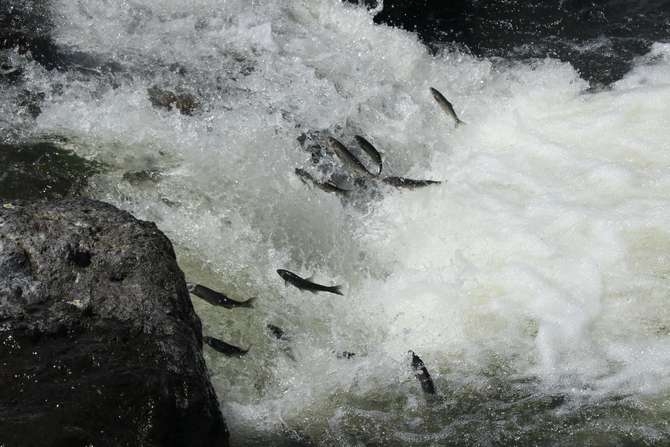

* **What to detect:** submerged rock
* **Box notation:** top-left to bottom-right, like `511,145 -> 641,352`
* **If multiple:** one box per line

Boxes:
0,199 -> 229,447
1,1 -> 123,75
122,168 -> 163,185
16,89 -> 45,118
0,141 -> 100,201
148,86 -> 199,115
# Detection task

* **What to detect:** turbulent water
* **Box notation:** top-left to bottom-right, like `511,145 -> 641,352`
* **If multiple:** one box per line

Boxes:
2,0 -> 670,444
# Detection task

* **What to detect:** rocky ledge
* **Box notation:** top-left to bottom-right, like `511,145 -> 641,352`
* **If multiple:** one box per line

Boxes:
0,198 -> 228,447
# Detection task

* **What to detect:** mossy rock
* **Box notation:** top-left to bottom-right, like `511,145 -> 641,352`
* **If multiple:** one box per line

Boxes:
0,141 -> 100,201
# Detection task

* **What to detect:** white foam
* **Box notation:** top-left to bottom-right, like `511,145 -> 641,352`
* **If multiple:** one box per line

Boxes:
7,0 -> 670,442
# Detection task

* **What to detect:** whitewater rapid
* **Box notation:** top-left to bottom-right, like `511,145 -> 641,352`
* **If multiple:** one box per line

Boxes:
3,0 -> 670,443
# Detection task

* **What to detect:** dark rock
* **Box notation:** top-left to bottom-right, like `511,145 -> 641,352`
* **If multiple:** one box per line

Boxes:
345,0 -> 670,87
0,1 -> 60,70
148,86 -> 200,116
0,199 -> 229,447
0,1 -> 52,48
122,168 -> 163,185
0,141 -> 100,201
1,1 -> 123,75
16,89 -> 46,118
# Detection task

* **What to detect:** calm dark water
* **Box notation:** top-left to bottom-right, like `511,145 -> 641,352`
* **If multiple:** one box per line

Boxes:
349,0 -> 670,87
4,1 -> 669,86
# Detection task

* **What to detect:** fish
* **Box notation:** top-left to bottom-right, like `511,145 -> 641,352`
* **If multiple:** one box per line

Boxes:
430,87 -> 465,126
354,135 -> 383,176
266,324 -> 286,340
409,350 -> 436,395
337,351 -> 356,359
327,137 -> 374,177
266,324 -> 297,361
276,269 -> 343,296
0,66 -> 20,76
294,168 -> 352,194
382,176 -> 442,189
203,336 -> 249,357
187,283 -> 255,309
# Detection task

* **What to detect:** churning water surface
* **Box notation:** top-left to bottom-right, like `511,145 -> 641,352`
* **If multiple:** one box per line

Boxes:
2,0 -> 670,444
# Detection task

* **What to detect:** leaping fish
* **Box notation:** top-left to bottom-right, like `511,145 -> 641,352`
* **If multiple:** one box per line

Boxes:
409,350 -> 436,395
354,135 -> 383,176
266,324 -> 297,361
327,137 -> 375,177
430,87 -> 465,126
277,269 -> 343,296
0,66 -> 19,76
294,168 -> 352,194
187,283 -> 255,309
203,336 -> 249,357
267,324 -> 286,340
382,176 -> 442,189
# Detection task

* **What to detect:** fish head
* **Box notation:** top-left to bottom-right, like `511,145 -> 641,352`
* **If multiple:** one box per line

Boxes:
327,137 -> 347,154
294,168 -> 311,182
276,269 -> 292,280
408,350 -> 423,368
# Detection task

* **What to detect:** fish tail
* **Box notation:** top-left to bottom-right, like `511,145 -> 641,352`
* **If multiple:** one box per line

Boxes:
329,285 -> 344,296
241,297 -> 256,308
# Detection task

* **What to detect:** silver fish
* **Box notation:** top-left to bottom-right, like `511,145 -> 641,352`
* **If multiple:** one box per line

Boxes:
382,176 -> 442,189
266,324 -> 297,361
409,350 -> 436,395
267,324 -> 286,340
187,283 -> 255,309
203,336 -> 249,357
430,87 -> 465,126
0,66 -> 19,76
295,168 -> 351,194
354,135 -> 383,176
327,137 -> 374,177
277,269 -> 343,296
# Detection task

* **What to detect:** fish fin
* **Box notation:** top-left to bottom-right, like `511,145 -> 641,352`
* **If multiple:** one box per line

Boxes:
455,118 -> 466,126
305,274 -> 315,282
283,348 -> 297,362
186,282 -> 196,292
329,285 -> 344,296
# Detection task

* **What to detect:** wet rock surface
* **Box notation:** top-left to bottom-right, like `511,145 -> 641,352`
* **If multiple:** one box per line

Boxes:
0,199 -> 228,447
1,0 -> 123,75
148,86 -> 200,116
0,141 -> 100,201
